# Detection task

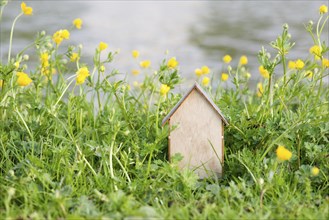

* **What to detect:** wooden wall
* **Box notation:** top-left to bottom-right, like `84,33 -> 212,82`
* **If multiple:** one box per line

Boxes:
169,89 -> 223,178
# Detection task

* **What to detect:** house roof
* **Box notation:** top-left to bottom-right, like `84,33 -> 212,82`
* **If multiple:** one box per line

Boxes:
161,82 -> 229,126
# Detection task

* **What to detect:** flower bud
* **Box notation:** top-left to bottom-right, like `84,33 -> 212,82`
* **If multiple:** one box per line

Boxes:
47,42 -> 53,49
8,170 -> 15,177
227,65 -> 232,72
61,59 -> 68,64
78,44 -> 83,49
308,20 -> 313,26
283,23 -> 289,30
0,0 -> 8,7
40,30 -> 46,36
23,54 -> 29,61
8,187 -> 16,197
258,178 -> 264,186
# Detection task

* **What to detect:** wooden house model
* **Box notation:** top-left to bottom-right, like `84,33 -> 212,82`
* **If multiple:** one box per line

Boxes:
162,82 -> 228,178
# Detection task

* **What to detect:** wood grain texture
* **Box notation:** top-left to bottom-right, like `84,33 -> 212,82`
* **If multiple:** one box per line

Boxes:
169,88 -> 223,178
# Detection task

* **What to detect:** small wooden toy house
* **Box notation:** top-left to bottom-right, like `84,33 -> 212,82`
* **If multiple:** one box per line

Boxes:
162,82 -> 228,178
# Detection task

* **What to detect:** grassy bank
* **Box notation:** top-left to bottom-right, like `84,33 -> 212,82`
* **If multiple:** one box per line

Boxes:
0,2 -> 328,219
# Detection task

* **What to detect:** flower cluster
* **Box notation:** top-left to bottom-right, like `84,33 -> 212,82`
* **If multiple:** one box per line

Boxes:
40,52 -> 52,76
195,66 -> 210,77
288,59 -> 305,70
52,29 -> 70,46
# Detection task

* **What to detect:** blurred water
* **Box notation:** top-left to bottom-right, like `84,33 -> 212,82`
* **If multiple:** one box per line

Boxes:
1,0 -> 328,84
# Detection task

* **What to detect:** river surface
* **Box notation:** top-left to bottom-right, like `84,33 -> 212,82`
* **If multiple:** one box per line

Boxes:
1,1 -> 328,85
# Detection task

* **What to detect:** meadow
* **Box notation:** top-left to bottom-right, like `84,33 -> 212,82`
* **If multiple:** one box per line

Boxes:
0,1 -> 328,219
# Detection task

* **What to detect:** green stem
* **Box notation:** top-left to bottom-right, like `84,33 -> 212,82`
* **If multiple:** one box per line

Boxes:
8,13 -> 23,63
0,3 -> 7,25
266,73 -> 273,117
319,15 -> 329,37
282,54 -> 287,85
316,15 -> 323,46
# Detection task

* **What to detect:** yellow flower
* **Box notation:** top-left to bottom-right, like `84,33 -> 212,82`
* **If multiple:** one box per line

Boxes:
52,68 -> 57,75
21,2 -> 33,15
16,72 -> 32,86
160,84 -> 170,96
245,72 -> 251,79
309,45 -> 322,60
53,33 -> 63,45
140,60 -> 151,68
98,42 -> 108,51
195,68 -> 203,77
100,65 -> 105,72
202,76 -> 210,86
276,145 -> 292,161
73,18 -> 83,29
70,53 -> 79,62
305,71 -> 313,79
40,53 -> 49,63
0,80 -> 3,87
167,57 -> 178,69
201,66 -> 210,74
131,69 -> 140,76
288,61 -> 296,69
311,167 -> 320,176
223,55 -> 232,64
41,68 -> 50,76
76,67 -> 90,85
239,55 -> 248,65
257,82 -> 263,97
133,81 -> 140,87
322,58 -> 329,68
132,50 -> 140,58
221,73 -> 229,81
61,29 -> 70,39
319,5 -> 328,14
14,61 -> 20,69
52,30 -> 70,45
295,59 -> 304,70
259,65 -> 269,79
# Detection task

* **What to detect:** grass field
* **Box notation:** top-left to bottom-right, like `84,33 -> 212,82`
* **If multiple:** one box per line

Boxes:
0,2 -> 328,219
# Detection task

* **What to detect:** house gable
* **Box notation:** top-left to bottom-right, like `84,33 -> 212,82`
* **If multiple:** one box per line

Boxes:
162,82 -> 228,126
